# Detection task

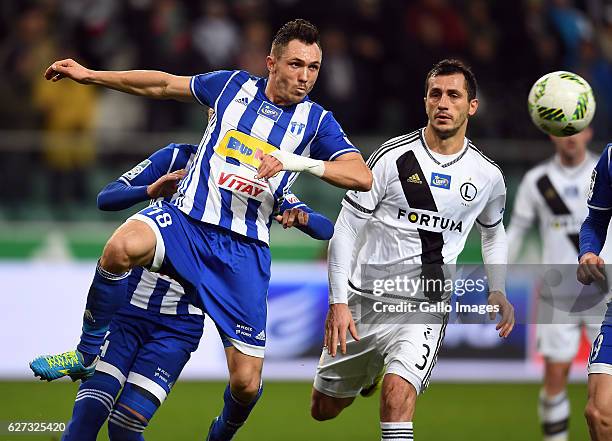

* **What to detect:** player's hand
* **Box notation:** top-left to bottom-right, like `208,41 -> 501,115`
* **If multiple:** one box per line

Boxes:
488,291 -> 514,338
577,252 -> 606,285
146,169 -> 187,199
275,208 -> 309,229
256,154 -> 283,179
324,303 -> 359,357
44,58 -> 92,84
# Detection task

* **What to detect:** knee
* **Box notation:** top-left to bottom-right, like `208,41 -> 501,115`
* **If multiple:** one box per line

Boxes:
585,399 -> 612,429
101,238 -> 132,273
310,391 -> 346,421
229,371 -> 261,403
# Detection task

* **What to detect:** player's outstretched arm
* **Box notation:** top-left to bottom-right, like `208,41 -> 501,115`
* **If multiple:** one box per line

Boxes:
44,58 -> 193,102
258,151 -> 372,191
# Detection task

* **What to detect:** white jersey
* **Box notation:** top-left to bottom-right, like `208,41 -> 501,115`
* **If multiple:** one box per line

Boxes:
343,128 -> 506,301
508,152 -> 597,263
174,70 -> 359,244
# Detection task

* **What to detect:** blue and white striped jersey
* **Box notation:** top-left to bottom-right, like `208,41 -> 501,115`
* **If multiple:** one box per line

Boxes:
111,142 -> 321,315
175,70 -> 359,244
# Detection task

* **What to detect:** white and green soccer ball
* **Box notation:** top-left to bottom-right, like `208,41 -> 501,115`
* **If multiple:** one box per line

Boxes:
527,71 -> 596,137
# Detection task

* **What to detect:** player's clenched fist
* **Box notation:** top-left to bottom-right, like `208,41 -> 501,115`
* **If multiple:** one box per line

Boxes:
577,252 -> 606,285
147,169 -> 187,199
44,58 -> 92,84
275,207 -> 309,229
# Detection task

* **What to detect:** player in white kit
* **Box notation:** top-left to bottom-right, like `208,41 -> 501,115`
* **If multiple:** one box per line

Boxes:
310,59 -> 515,441
507,127 -> 606,441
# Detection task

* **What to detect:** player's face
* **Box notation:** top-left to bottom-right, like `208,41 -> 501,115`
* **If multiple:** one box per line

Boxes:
424,73 -> 478,139
266,39 -> 322,106
550,126 -> 593,159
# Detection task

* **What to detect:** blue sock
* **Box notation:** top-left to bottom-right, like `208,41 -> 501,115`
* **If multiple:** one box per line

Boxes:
209,383 -> 263,441
77,261 -> 130,364
62,372 -> 121,441
108,405 -> 147,441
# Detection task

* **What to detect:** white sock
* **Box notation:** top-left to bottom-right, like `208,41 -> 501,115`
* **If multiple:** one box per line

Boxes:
381,421 -> 413,441
538,389 -> 569,441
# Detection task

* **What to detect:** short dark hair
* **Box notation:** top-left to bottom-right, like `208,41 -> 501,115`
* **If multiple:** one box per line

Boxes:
425,59 -> 478,101
271,19 -> 321,57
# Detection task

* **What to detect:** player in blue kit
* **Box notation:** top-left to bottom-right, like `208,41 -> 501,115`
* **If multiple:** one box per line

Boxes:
35,19 -> 370,440
38,141 -> 333,440
576,142 -> 612,441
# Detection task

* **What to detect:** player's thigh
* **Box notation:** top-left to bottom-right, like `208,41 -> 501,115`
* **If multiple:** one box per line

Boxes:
313,333 -> 384,399
382,316 -> 447,396
537,323 -> 581,362
125,202 -> 208,311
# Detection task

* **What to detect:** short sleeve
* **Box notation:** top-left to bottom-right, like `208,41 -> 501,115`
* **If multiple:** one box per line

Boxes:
341,154 -> 387,218
476,170 -> 506,228
309,112 -> 360,161
587,145 -> 612,211
190,70 -> 235,107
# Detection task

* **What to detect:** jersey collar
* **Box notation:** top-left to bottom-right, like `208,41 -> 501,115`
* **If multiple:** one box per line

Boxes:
419,128 -> 469,168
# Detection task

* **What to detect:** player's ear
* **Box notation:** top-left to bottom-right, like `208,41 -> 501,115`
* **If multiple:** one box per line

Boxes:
266,55 -> 275,75
468,98 -> 479,116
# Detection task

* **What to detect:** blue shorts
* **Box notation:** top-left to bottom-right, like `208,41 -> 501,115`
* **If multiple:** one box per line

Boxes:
95,303 -> 204,404
129,202 -> 271,357
588,324 -> 612,376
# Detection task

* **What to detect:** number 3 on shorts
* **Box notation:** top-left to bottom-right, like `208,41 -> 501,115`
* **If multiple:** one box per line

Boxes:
148,207 -> 173,228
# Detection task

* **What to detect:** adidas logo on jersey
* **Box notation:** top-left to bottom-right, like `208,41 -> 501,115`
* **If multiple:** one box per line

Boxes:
407,173 -> 422,184
255,330 -> 266,341
235,97 -> 249,106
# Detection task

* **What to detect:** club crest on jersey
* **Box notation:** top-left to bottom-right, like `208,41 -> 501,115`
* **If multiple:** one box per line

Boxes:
257,102 -> 283,122
218,172 -> 268,199
290,121 -> 306,136
430,172 -> 451,189
460,182 -> 477,202
397,208 -> 463,232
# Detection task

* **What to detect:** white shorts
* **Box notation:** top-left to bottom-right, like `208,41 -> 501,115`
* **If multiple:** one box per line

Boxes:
537,323 -> 600,362
313,311 -> 448,398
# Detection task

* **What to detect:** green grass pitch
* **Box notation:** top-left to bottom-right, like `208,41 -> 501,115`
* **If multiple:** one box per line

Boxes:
0,381 -> 590,440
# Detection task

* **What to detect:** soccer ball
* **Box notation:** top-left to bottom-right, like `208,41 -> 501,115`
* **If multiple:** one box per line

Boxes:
527,71 -> 596,137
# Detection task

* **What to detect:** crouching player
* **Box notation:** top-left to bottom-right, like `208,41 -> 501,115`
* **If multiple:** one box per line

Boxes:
577,141 -> 612,441
32,142 -> 334,440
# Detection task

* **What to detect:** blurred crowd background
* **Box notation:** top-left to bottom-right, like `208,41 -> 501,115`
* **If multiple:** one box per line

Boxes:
0,0 -> 611,224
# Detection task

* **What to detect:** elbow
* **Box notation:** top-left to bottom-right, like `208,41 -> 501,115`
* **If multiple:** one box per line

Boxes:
96,194 -> 112,211
96,194 -> 106,211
